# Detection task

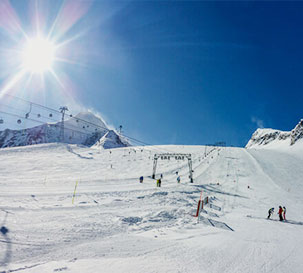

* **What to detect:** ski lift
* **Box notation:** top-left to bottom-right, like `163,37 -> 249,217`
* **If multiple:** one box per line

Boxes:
0,118 -> 3,124
49,113 -> 53,117
17,119 -> 21,124
37,114 -> 41,118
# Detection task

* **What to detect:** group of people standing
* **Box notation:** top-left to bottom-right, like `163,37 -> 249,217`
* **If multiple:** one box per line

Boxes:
139,173 -> 181,187
268,206 -> 286,221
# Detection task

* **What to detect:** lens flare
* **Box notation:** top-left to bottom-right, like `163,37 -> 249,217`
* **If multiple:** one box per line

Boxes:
22,37 -> 55,73
0,0 -> 93,97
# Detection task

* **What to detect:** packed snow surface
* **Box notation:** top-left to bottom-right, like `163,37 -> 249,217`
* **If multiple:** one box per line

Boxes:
0,143 -> 303,272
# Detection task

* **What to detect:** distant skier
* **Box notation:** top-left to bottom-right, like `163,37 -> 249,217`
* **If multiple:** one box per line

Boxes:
283,206 -> 286,221
157,178 -> 161,187
139,176 -> 143,183
278,206 -> 283,221
177,176 -> 181,183
267,208 -> 274,219
160,174 -> 163,179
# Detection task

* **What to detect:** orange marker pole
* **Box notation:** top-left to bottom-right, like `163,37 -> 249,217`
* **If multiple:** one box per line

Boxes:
195,190 -> 203,217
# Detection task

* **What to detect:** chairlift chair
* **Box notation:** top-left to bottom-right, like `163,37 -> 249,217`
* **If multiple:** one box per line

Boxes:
25,103 -> 32,119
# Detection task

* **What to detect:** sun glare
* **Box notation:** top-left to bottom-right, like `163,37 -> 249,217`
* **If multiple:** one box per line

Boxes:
0,0 -> 93,95
22,37 -> 56,73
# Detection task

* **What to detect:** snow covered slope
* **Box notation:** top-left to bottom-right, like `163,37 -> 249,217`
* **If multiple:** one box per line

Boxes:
246,119 -> 303,149
1,143 -> 303,272
0,112 -> 129,149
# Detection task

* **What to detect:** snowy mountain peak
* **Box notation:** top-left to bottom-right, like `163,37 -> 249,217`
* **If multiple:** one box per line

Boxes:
0,111 -> 130,149
246,119 -> 303,149
291,119 -> 303,145
70,111 -> 107,129
93,130 -> 130,149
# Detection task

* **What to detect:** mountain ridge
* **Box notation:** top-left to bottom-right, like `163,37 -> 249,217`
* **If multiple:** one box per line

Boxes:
0,111 -> 130,149
246,119 -> 303,149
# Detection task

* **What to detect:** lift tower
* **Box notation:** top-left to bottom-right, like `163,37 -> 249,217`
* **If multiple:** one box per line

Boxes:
59,106 -> 68,142
152,153 -> 193,183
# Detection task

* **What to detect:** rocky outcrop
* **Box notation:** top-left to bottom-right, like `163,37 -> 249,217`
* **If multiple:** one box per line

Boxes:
246,119 -> 303,149
93,130 -> 129,149
291,119 -> 303,145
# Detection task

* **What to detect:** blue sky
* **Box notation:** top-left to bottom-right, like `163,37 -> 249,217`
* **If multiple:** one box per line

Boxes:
0,1 -> 302,147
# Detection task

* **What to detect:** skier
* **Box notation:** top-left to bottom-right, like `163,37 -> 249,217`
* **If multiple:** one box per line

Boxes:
278,206 -> 283,221
267,208 -> 274,219
157,178 -> 161,187
177,176 -> 181,183
283,206 -> 286,221
160,174 -> 163,179
139,176 -> 143,183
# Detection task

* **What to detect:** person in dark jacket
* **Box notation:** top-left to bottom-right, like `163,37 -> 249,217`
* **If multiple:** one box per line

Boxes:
177,176 -> 181,183
156,179 -> 161,187
139,176 -> 143,183
278,206 -> 283,221
267,208 -> 274,219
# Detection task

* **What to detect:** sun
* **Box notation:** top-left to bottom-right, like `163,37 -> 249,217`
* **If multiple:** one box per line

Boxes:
22,37 -> 56,73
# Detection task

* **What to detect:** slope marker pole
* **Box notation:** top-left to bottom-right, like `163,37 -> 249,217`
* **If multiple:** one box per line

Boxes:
72,181 -> 79,204
195,190 -> 203,218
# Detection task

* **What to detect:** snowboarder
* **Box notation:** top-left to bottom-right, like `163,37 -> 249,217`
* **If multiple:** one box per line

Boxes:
177,176 -> 181,183
139,176 -> 143,183
283,206 -> 286,221
267,208 -> 274,219
157,178 -> 161,187
278,206 -> 283,221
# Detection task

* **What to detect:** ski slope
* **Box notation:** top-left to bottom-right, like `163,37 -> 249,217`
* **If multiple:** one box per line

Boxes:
1,143 -> 303,272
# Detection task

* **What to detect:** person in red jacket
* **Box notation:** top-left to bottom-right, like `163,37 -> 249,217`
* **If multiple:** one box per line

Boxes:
278,206 -> 283,221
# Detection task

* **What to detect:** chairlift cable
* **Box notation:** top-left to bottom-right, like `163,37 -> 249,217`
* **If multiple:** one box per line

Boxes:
1,95 -> 175,154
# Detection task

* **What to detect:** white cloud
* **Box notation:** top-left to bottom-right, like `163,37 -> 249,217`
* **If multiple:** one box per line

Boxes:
251,117 -> 265,129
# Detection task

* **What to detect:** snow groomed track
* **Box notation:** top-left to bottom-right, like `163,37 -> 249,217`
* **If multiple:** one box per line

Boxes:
0,143 -> 303,272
